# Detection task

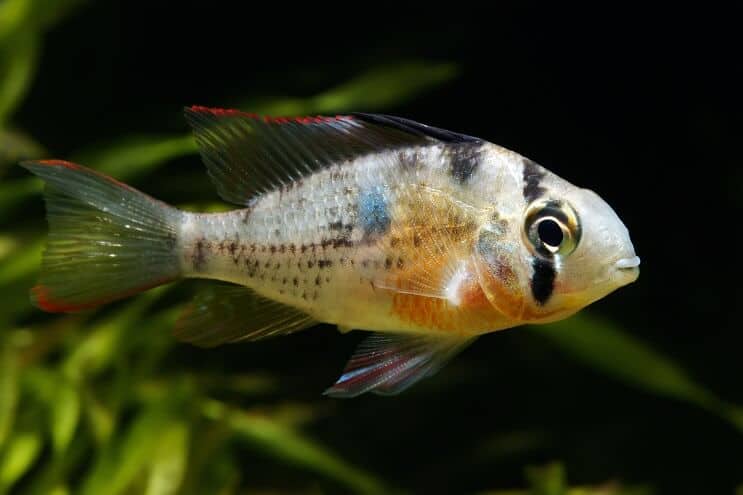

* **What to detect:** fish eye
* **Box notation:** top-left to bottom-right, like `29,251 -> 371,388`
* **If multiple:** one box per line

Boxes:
524,200 -> 581,257
536,218 -> 563,252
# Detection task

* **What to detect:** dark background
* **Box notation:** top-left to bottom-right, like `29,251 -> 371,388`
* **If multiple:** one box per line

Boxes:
9,3 -> 742,494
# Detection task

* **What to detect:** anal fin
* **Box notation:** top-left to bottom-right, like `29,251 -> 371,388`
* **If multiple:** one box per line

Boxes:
324,333 -> 475,398
174,283 -> 317,347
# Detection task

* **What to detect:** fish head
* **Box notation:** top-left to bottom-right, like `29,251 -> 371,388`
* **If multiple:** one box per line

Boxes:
473,158 -> 639,323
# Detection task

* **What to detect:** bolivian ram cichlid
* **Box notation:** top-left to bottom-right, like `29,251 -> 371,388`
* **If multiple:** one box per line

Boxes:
21,107 -> 640,397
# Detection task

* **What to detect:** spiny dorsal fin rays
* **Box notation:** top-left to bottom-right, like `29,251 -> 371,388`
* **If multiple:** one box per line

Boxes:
350,113 -> 481,144
173,283 -> 317,348
324,333 -> 476,398
184,107 -> 482,205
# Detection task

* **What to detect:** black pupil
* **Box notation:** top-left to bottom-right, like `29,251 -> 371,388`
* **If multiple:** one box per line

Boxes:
537,219 -> 563,247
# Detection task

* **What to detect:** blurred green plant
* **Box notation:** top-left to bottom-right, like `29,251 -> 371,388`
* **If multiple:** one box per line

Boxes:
0,3 -> 740,493
480,462 -> 652,495
532,315 -> 743,433
0,0 -> 85,172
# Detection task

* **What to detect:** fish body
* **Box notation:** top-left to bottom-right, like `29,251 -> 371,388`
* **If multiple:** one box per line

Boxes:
22,107 -> 639,396
179,143 -> 507,337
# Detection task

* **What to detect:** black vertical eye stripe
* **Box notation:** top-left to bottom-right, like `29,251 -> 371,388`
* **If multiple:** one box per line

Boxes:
448,143 -> 483,184
530,257 -> 556,305
522,158 -> 546,202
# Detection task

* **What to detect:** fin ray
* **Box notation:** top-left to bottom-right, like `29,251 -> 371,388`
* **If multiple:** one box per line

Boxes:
174,283 -> 317,347
184,107 -> 473,205
372,183 -> 483,302
21,160 -> 181,312
324,333 -> 475,398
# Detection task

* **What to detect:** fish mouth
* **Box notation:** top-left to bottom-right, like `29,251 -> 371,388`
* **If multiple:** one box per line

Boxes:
615,256 -> 641,269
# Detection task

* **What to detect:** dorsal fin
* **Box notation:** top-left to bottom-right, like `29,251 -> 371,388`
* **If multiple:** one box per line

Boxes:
184,106 -> 479,205
351,113 -> 481,144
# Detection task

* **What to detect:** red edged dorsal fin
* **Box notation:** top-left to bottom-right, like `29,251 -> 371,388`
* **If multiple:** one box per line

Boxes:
184,106 -> 474,205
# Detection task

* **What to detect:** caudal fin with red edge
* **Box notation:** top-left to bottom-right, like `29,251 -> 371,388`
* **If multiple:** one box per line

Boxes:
21,160 -> 183,312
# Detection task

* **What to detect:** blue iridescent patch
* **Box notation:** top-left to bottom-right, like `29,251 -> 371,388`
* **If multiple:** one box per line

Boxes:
358,186 -> 390,238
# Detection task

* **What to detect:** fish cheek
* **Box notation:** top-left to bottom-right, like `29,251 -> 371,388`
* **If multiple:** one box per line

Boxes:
473,230 -> 531,321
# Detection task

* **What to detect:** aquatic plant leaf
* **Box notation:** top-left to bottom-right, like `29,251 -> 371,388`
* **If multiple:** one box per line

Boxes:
0,238 -> 42,324
49,377 -> 80,454
201,399 -> 388,495
62,289 -> 167,379
79,405 -> 176,495
0,177 -> 41,221
81,386 -> 115,446
177,429 -> 240,495
0,31 -> 39,125
242,61 -> 459,117
21,431 -> 89,495
0,0 -> 87,44
0,430 -> 42,490
0,345 -> 19,450
72,134 -> 196,181
0,235 -> 18,262
525,462 -> 566,495
532,313 -> 743,433
311,62 -> 459,113
0,128 -> 45,174
0,237 -> 42,287
19,367 -> 81,455
486,484 -> 653,495
144,421 -> 189,495
0,0 -> 31,43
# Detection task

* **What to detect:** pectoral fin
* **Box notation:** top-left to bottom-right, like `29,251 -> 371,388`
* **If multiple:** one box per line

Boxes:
324,333 -> 475,398
370,183 -> 483,304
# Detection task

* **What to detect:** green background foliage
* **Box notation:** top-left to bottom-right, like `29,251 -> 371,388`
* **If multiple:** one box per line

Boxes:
0,3 -> 740,494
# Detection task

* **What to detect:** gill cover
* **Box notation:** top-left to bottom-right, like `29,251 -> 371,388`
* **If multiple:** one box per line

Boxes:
472,219 -> 534,321
472,196 -> 584,322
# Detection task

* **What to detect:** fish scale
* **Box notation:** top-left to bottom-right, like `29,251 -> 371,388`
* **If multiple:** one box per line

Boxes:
21,107 -> 639,397
178,146 -> 462,327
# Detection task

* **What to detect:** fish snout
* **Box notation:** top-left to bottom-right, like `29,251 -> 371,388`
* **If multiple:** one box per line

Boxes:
615,256 -> 641,270
612,255 -> 640,284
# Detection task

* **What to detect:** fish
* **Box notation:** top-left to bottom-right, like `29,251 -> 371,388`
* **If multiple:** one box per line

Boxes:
20,106 -> 640,397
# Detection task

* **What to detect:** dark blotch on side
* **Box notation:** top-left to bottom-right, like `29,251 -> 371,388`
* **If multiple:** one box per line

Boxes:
523,158 -> 547,203
192,238 -> 207,271
448,143 -> 482,184
397,149 -> 421,170
530,257 -> 556,305
359,187 -> 391,242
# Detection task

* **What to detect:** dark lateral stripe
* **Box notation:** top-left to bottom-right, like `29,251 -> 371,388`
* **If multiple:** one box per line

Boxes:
448,143 -> 482,183
530,257 -> 556,305
522,158 -> 547,202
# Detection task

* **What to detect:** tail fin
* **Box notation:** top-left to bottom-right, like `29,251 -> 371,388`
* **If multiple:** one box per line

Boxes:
21,160 -> 182,312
